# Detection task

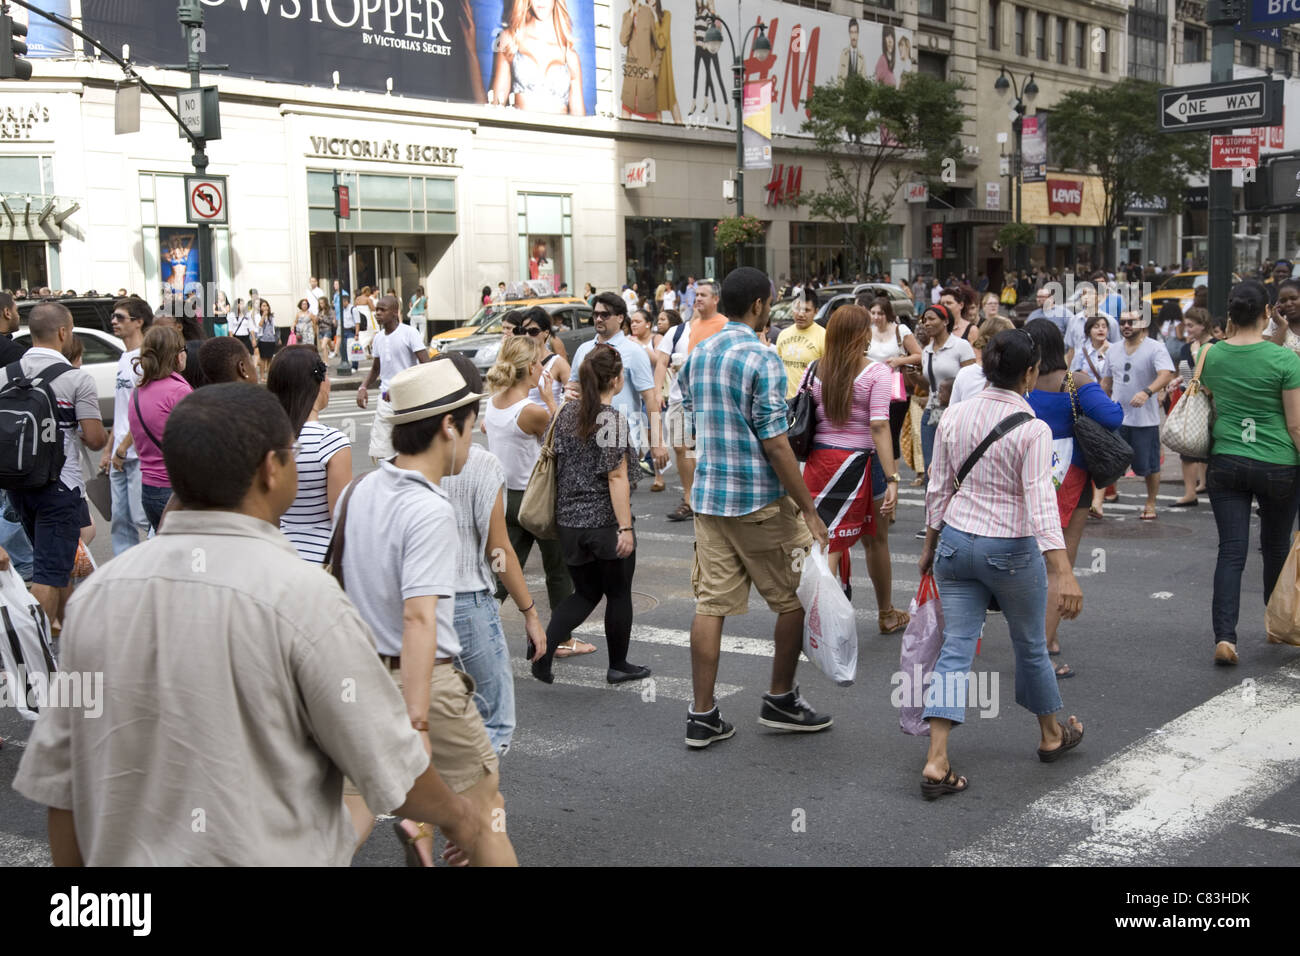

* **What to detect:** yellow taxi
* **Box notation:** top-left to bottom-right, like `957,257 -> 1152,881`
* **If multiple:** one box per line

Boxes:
1141,271 -> 1240,314
429,295 -> 589,350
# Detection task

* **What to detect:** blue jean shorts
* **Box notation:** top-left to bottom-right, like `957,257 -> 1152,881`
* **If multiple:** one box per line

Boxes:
10,480 -> 83,587
1119,424 -> 1161,477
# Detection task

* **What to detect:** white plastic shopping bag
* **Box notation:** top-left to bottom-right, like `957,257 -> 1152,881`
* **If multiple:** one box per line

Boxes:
898,574 -> 944,736
349,338 -> 366,362
0,565 -> 57,721
797,546 -> 858,687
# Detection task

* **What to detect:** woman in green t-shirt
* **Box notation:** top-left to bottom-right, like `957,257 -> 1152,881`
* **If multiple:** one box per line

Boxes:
1199,279 -> 1300,667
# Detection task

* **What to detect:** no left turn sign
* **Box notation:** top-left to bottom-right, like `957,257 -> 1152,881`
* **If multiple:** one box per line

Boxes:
185,175 -> 228,224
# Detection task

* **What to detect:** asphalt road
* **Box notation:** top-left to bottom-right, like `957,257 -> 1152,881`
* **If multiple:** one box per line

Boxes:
2,389 -> 1298,867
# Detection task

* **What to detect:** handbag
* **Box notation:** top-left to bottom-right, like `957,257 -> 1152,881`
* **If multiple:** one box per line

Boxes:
0,564 -> 56,721
1162,342 -> 1215,459
786,359 -> 819,462
1065,371 -> 1133,489
517,408 -> 563,540
889,324 -> 908,401
288,329 -> 299,346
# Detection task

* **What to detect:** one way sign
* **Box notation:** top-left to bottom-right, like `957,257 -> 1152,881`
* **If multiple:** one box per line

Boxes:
1159,78 -> 1282,133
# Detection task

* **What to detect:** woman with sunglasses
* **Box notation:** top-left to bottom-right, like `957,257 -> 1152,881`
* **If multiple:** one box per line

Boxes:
266,346 -> 352,563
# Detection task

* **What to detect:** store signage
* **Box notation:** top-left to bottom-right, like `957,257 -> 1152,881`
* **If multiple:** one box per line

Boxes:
622,158 -> 656,189
307,136 -> 459,166
1127,195 -> 1168,214
905,183 -> 928,204
1211,134 -> 1260,169
1047,178 -> 1083,216
930,223 -> 943,260
1242,0 -> 1300,30
765,164 -> 803,206
0,102 -> 51,140
984,182 -> 1001,211
1255,120 -> 1285,150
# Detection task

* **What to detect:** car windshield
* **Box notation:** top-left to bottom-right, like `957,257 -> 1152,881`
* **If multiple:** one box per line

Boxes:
770,299 -> 798,322
461,303 -> 496,328
1158,274 -> 1201,292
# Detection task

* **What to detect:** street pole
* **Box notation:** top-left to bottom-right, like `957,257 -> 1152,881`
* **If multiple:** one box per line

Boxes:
179,1 -> 214,337
1014,116 -> 1024,275
734,56 -> 744,220
1207,0 -> 1236,322
333,169 -> 343,313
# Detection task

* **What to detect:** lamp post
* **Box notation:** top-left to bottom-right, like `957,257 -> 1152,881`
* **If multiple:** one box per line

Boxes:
703,14 -> 771,219
993,67 -> 1037,274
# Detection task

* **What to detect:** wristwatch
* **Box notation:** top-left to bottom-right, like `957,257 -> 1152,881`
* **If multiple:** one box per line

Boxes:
1143,387 -> 1155,396
886,473 -> 901,483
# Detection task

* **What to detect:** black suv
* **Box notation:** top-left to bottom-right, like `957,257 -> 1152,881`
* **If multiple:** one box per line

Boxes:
17,296 -> 117,334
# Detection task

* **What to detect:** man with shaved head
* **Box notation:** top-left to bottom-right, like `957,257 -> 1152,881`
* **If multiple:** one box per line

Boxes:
357,294 -> 431,461
7,303 -> 107,623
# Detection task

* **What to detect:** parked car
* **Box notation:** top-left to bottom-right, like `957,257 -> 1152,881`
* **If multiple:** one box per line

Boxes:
814,282 -> 917,328
439,300 -> 597,373
17,295 -> 117,335
430,296 -> 592,352
10,326 -> 124,425
1140,271 -> 1240,315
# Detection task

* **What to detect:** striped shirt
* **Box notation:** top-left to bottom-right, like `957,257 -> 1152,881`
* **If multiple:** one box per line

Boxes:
280,421 -> 351,563
679,321 -> 790,517
810,362 -> 892,450
441,445 -> 505,594
924,387 -> 1065,552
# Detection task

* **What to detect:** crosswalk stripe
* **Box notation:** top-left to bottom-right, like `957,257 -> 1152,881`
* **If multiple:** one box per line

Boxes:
510,658 -> 741,702
576,622 -> 804,661
945,661 -> 1300,866
1241,816 -> 1300,839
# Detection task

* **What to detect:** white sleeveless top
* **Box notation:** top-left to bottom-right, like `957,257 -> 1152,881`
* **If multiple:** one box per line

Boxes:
866,323 -> 906,364
527,352 -> 565,408
485,396 -> 542,491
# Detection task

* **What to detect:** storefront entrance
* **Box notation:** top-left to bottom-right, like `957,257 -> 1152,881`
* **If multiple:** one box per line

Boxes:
0,241 -> 50,292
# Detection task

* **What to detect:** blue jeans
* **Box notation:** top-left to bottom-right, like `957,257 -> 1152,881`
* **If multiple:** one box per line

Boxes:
140,483 -> 172,533
0,491 -> 33,581
1207,454 -> 1300,644
110,456 -> 150,555
923,526 -> 1062,725
452,590 -> 516,755
921,411 -> 938,477
338,329 -> 357,371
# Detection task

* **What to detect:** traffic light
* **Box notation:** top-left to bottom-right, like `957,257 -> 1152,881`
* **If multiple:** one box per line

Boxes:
0,11 -> 32,82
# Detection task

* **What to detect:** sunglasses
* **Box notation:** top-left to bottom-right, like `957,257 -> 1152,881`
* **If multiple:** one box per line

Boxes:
513,326 -> 543,336
593,309 -> 612,318
1122,360 -> 1131,383
1118,320 -> 1137,326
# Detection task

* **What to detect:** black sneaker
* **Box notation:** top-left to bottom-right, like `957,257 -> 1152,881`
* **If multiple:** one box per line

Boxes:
759,686 -> 833,733
667,500 -> 693,522
685,708 -> 735,748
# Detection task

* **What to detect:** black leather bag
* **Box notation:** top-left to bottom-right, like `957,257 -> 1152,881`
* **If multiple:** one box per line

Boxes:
786,360 -> 819,462
1066,372 -> 1132,488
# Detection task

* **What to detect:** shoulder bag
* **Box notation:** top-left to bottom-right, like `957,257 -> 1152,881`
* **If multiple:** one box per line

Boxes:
1162,341 -> 1215,459
889,324 -> 909,402
1065,371 -> 1133,489
517,405 -> 564,540
785,359 -> 819,462
322,473 -> 368,587
951,412 -> 1034,493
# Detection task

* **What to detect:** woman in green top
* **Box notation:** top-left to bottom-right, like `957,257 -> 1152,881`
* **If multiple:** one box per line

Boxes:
1199,279 -> 1300,666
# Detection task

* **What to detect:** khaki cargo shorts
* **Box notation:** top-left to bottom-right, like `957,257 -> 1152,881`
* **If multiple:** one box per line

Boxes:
344,663 -> 498,797
691,496 -> 813,617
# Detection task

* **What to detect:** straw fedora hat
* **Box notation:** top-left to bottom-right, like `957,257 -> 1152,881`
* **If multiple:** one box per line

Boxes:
387,361 -> 483,425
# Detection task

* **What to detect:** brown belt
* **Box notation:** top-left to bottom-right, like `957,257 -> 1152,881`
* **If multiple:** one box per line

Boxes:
379,653 -> 453,669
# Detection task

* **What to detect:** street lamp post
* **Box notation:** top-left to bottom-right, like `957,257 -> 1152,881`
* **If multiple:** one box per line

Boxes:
703,14 -> 771,220
993,67 -> 1038,274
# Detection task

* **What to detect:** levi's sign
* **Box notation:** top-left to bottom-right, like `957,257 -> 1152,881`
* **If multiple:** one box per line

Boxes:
1159,79 -> 1282,133
1047,179 -> 1083,216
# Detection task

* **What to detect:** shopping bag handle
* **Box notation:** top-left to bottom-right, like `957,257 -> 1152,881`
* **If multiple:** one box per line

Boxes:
915,572 -> 937,605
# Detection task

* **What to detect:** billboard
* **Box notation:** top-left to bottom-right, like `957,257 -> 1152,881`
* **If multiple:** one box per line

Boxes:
70,0 -> 596,115
614,0 -> 913,131
1021,114 -> 1047,183
24,0 -> 76,57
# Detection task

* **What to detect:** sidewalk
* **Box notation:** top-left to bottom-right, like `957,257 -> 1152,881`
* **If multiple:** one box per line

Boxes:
329,359 -> 372,392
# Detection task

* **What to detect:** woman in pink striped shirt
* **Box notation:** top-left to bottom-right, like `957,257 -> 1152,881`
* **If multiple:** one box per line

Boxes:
802,305 -> 905,633
915,329 -> 1085,800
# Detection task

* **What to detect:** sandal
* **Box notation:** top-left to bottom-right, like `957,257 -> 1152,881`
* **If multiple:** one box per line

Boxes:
1037,716 -> 1084,763
1055,663 -> 1075,679
650,477 -> 665,492
1139,507 -> 1157,520
1088,506 -> 1103,520
393,819 -> 434,867
878,607 -> 910,635
910,475 -> 925,487
554,637 -> 597,659
920,767 -> 969,800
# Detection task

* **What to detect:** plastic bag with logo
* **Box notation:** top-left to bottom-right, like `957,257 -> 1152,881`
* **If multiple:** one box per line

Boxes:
796,546 -> 858,687
0,565 -> 56,721
898,573 -> 945,736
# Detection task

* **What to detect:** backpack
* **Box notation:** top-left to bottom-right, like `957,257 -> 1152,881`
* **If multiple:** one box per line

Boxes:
0,359 -> 73,491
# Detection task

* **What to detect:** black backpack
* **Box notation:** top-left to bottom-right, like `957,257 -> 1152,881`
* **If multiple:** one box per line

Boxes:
0,359 -> 73,491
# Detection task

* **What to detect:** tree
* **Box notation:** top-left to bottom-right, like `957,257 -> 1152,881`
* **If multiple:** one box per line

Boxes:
798,70 -> 965,275
1050,78 -> 1208,271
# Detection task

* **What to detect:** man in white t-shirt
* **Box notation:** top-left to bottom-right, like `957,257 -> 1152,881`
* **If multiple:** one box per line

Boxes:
102,296 -> 152,555
306,276 -> 325,316
358,294 -> 432,461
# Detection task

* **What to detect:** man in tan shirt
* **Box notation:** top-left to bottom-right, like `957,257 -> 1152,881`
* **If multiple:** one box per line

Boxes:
12,384 -> 481,866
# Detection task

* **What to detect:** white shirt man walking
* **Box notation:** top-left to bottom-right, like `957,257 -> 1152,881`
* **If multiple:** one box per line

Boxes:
101,296 -> 152,554
358,294 -> 432,462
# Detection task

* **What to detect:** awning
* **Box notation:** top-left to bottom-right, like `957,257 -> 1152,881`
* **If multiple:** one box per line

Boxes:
0,194 -> 80,243
923,208 -> 1013,225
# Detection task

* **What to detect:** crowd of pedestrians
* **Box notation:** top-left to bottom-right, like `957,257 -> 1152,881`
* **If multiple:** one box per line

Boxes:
8,253 -> 1300,865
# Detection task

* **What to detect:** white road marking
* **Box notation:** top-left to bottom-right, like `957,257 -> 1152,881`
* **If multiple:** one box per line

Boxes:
577,622 -> 803,661
945,662 -> 1300,866
510,658 -> 740,701
0,831 -> 51,866
508,728 -> 594,758
1241,816 -> 1300,839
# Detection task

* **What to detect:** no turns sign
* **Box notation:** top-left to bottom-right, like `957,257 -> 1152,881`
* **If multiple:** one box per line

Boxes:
185,175 -> 228,224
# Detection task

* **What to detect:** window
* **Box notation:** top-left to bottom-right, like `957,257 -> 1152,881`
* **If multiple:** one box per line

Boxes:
862,0 -> 895,9
789,0 -> 831,9
1015,6 -> 1026,57
1055,18 -> 1066,64
918,51 -> 947,79
1241,42 -> 1259,68
1128,9 -> 1166,81
988,0 -> 1000,50
306,170 -> 456,234
1076,20 -> 1087,68
1184,26 -> 1205,62
75,332 -> 120,365
518,193 -> 572,294
1100,28 -> 1109,73
1035,12 -> 1047,59
918,0 -> 946,19
1278,49 -> 1292,75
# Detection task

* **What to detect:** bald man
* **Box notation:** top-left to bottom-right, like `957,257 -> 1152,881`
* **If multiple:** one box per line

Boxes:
357,294 -> 432,461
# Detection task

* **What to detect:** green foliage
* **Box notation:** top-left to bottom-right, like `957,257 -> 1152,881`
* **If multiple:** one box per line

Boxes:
799,70 -> 965,273
1050,78 -> 1208,269
998,222 -> 1036,251
713,215 -> 766,250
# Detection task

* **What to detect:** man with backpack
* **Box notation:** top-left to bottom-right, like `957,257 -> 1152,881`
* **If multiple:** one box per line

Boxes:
2,303 -> 107,623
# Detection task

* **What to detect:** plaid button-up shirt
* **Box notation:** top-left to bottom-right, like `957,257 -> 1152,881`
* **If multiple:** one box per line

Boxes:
679,321 -> 790,517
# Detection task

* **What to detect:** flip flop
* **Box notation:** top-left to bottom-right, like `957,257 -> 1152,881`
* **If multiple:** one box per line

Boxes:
1140,508 -> 1158,520
1037,717 -> 1084,763
392,820 -> 433,867
1087,507 -> 1103,520
1048,648 -> 1061,657
920,767 -> 969,800
554,638 -> 597,659
1055,663 -> 1075,679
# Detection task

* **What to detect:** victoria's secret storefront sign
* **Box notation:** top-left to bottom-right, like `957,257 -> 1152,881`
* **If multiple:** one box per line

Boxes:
308,135 -> 459,166
0,103 -> 51,140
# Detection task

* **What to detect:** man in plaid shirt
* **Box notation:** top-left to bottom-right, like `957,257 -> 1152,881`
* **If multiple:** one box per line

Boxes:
678,267 -> 831,749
